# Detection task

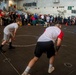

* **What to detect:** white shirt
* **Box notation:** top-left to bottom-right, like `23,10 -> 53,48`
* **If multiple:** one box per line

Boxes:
25,14 -> 28,19
38,26 -> 63,43
46,16 -> 50,22
4,23 -> 18,34
41,15 -> 44,19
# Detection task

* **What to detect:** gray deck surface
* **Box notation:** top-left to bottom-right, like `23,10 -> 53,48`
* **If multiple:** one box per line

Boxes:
0,25 -> 76,75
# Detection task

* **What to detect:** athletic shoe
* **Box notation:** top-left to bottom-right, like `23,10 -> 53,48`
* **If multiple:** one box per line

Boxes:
0,47 -> 2,51
21,72 -> 30,75
1,50 -> 6,53
8,46 -> 15,49
0,47 -> 6,53
0,48 -> 6,53
48,67 -> 55,73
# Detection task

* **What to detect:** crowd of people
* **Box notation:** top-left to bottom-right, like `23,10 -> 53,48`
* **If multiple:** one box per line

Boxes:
0,10 -> 76,27
0,9 -> 75,75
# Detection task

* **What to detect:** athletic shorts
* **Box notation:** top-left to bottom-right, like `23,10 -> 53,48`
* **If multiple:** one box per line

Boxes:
3,33 -> 13,41
34,41 -> 55,58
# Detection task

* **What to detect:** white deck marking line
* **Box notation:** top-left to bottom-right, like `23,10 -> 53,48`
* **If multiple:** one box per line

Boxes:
6,35 -> 38,47
12,44 -> 36,47
67,69 -> 76,75
61,45 -> 67,47
1,52 -> 20,75
65,31 -> 76,34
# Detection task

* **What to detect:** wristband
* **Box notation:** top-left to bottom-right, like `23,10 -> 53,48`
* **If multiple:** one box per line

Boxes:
56,46 -> 61,52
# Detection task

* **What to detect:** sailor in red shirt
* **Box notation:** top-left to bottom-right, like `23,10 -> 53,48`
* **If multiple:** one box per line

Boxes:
22,24 -> 64,75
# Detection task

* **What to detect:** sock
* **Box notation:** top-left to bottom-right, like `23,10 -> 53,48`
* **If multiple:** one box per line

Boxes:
49,64 -> 53,68
9,42 -> 12,47
0,45 -> 4,49
24,66 -> 31,73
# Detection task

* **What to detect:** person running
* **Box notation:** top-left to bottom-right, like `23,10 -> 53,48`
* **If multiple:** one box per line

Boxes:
21,24 -> 64,75
0,18 -> 22,53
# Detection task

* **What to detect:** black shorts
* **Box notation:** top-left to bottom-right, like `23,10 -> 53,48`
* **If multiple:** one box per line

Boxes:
34,41 -> 55,58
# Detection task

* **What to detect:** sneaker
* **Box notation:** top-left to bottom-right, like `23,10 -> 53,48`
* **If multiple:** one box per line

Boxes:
48,67 -> 55,73
1,50 -> 6,53
21,72 -> 30,75
8,46 -> 15,49
0,48 -> 6,53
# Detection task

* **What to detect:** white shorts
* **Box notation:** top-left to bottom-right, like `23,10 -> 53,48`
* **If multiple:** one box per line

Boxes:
3,33 -> 13,41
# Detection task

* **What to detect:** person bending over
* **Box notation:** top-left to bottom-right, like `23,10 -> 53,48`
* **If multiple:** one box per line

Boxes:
0,18 -> 22,53
22,23 -> 64,75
